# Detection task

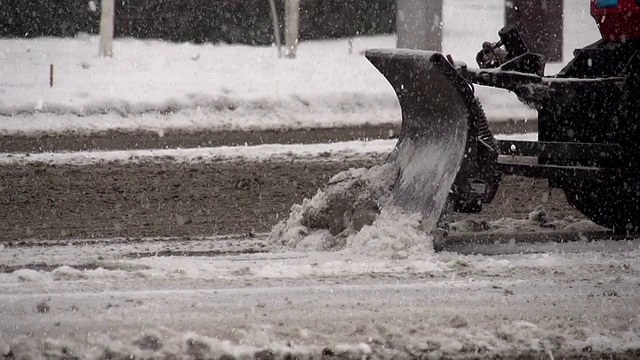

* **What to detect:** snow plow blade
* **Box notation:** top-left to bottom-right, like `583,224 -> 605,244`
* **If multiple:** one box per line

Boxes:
365,49 -> 479,230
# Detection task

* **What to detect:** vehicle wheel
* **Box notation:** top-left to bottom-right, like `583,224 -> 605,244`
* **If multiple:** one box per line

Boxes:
563,180 -> 640,234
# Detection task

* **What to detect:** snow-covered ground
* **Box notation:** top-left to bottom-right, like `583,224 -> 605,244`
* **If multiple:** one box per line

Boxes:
2,133 -> 639,358
4,1 -> 635,357
0,132 -> 537,165
2,234 -> 640,359
0,0 -> 599,135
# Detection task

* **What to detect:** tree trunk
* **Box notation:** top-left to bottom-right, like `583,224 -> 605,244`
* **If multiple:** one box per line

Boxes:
99,0 -> 114,57
396,0 -> 443,52
285,0 -> 300,58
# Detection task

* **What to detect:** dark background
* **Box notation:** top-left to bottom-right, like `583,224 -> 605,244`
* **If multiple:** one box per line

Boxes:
505,0 -> 564,62
0,0 -> 396,44
1,0 -> 564,60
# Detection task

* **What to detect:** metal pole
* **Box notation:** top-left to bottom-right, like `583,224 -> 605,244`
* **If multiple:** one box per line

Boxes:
285,0 -> 300,58
396,0 -> 443,51
49,64 -> 54,87
99,0 -> 114,57
268,0 -> 283,58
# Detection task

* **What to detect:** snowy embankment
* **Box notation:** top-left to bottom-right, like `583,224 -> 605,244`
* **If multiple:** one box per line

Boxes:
0,133 -> 537,165
0,0 -> 599,136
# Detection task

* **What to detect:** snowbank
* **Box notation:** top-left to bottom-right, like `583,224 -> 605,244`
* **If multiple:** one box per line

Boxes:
0,139 -> 395,165
0,0 -> 600,135
0,133 -> 536,165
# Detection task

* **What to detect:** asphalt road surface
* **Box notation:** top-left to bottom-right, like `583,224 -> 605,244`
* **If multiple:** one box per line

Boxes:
0,156 -> 583,242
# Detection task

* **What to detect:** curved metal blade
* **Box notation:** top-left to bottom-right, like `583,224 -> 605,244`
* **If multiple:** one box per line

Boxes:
365,49 -> 476,230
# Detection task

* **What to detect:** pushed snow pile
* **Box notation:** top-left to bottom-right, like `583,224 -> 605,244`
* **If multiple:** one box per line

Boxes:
346,209 -> 435,258
0,330 -> 372,360
270,163 -> 436,258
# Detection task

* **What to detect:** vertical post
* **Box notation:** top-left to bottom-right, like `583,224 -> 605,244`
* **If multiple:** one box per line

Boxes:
100,0 -> 115,57
396,0 -> 443,51
268,0 -> 283,58
285,0 -> 301,58
505,0 -> 563,62
49,64 -> 54,87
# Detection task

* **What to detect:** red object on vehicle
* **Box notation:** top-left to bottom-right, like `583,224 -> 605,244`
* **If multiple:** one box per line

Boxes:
591,0 -> 640,40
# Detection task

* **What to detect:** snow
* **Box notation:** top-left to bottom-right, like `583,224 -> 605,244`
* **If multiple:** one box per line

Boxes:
269,162 -> 431,258
5,129 -> 636,359
3,0 -> 634,357
0,0 -> 599,135
1,235 -> 640,358
0,132 -> 535,165
2,234 -> 639,286
495,132 -> 538,141
0,139 -> 395,165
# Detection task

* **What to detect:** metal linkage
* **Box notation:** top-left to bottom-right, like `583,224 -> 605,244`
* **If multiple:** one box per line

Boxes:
497,140 -> 623,161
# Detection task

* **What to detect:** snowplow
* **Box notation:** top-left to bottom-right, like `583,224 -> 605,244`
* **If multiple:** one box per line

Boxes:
366,0 -> 640,234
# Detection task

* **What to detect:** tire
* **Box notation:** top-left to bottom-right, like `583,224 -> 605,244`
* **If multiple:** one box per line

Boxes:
563,180 -> 640,234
